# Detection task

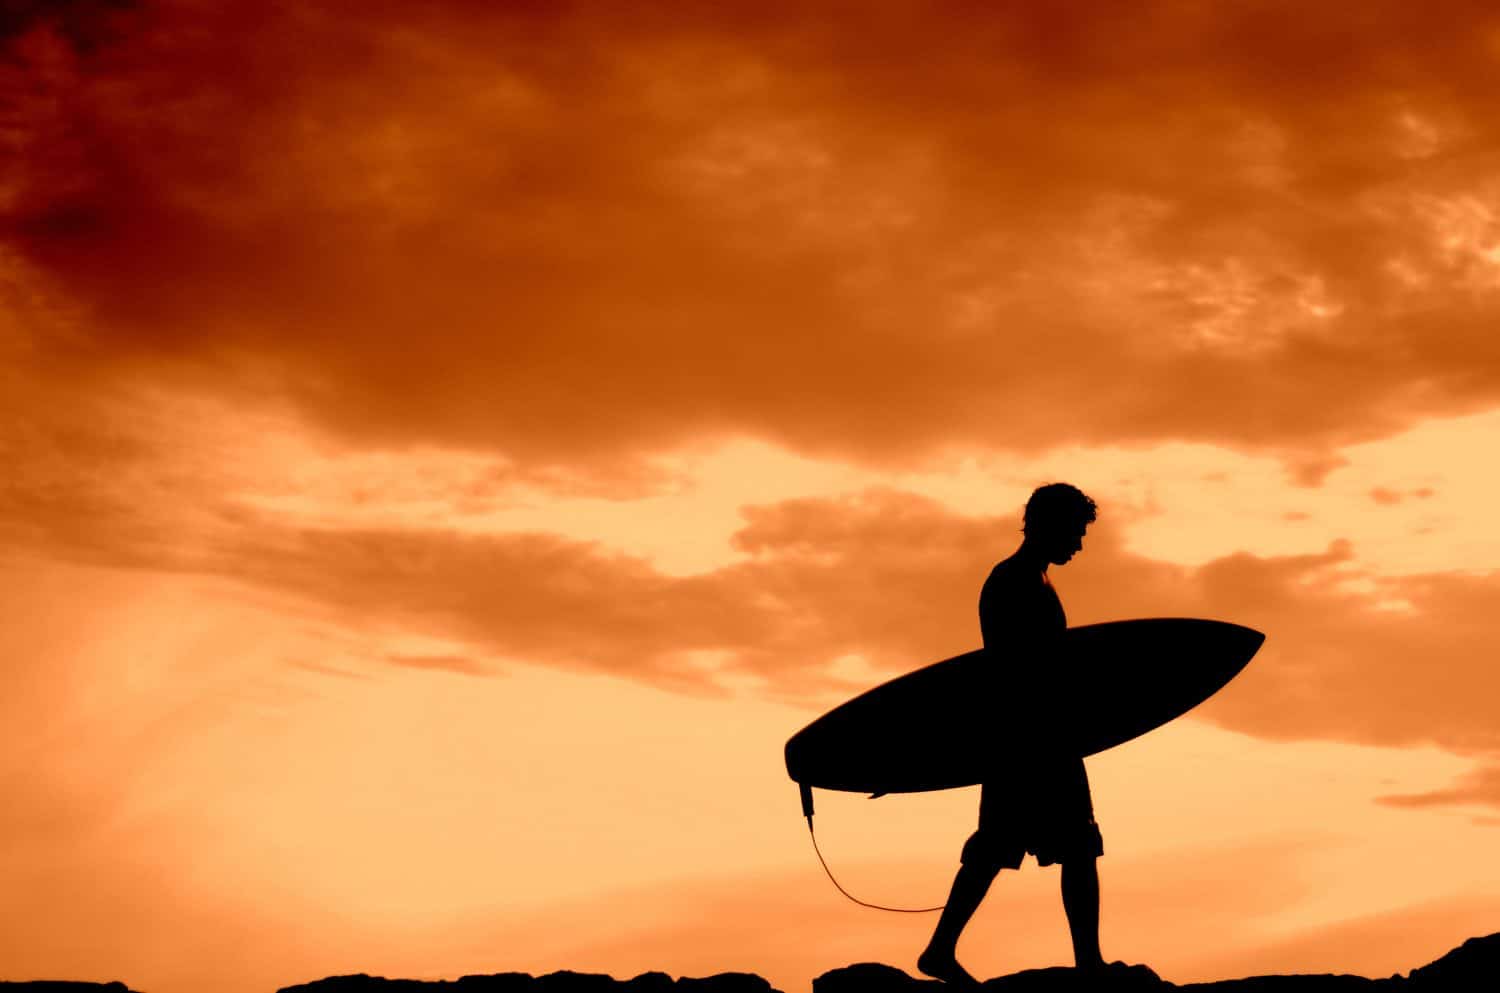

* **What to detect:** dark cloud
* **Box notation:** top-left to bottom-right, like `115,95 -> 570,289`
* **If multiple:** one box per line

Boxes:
4,1 -> 1500,474
0,0 -> 136,50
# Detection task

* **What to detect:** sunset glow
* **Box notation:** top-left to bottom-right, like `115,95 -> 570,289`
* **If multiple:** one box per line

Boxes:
3,3 -> 1500,992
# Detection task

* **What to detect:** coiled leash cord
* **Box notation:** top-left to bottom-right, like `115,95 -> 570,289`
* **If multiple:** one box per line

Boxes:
801,782 -> 945,913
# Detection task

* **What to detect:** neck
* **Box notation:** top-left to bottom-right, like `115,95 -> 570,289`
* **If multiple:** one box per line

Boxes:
1015,537 -> 1050,574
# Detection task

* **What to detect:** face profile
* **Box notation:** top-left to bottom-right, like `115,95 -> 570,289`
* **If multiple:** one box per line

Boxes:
1020,482 -> 1097,570
1042,522 -> 1088,566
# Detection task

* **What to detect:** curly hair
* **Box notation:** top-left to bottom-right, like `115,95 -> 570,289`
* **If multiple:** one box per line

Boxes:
1022,482 -> 1098,535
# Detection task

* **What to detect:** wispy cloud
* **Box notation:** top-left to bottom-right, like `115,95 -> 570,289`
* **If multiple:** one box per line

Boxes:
2,376 -> 1496,759
384,653 -> 496,677
1377,764 -> 1500,811
7,479 -> 1480,762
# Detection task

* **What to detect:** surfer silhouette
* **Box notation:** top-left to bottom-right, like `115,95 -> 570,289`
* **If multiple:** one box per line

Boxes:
917,482 -> 1111,985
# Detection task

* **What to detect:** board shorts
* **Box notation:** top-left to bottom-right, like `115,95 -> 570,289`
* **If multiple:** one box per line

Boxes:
960,754 -> 1104,871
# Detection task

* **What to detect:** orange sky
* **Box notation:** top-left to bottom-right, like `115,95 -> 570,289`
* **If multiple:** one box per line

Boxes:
3,2 -> 1500,992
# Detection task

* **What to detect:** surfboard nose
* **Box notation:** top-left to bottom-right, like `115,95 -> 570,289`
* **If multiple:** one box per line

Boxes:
1228,623 -> 1266,663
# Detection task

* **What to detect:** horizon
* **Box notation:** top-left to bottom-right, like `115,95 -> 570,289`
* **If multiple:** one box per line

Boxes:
3,3 -> 1500,992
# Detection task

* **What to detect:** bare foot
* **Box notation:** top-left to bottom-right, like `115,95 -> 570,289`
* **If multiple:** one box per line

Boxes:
917,948 -> 980,986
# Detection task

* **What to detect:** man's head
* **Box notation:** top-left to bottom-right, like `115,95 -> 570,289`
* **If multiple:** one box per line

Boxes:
1022,482 -> 1097,566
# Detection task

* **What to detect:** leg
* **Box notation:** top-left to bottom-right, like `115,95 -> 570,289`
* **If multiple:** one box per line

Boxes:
1060,856 -> 1104,971
918,859 -> 997,985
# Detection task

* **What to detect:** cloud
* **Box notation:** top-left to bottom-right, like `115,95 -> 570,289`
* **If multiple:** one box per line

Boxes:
2,379 -> 1497,763
5,1 -> 1500,475
287,658 -> 374,682
5,479 -> 1468,763
1370,486 -> 1435,506
384,652 -> 496,677
1377,765 -> 1500,811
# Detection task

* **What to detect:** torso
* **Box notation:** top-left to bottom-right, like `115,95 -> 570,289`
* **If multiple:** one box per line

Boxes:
979,555 -> 1066,653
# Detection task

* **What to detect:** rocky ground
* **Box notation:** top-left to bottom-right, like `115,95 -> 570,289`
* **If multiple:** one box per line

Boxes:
2,932 -> 1495,993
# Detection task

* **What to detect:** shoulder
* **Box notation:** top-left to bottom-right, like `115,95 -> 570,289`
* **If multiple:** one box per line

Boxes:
984,556 -> 1038,591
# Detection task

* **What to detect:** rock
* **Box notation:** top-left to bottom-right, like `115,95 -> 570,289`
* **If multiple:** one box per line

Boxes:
1176,976 -> 1396,990
815,960 -> 1169,992
454,975 -> 534,993
1405,932 -> 1500,989
675,974 -> 777,993
275,971 -> 789,993
815,962 -> 940,993
621,973 -> 676,993
14,929 -> 1500,993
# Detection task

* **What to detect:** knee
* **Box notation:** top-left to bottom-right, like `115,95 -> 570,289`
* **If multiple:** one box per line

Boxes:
960,831 -> 1016,875
959,832 -> 992,869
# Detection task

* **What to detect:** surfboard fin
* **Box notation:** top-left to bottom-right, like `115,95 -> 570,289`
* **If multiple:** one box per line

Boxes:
867,792 -> 887,799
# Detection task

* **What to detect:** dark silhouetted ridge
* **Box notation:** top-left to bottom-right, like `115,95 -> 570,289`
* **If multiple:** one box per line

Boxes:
275,971 -> 778,993
1401,933 -> 1500,988
811,933 -> 1500,991
0,984 -> 140,992
4,934 -> 1497,992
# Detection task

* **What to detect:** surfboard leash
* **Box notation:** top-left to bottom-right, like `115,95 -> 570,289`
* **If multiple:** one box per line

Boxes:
800,784 -> 946,914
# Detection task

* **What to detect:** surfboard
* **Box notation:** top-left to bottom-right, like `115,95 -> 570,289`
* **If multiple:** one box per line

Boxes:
784,618 -> 1264,797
